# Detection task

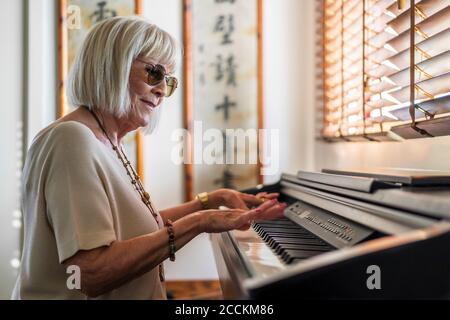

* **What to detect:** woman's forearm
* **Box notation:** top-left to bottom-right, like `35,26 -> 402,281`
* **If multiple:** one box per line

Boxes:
64,212 -> 205,298
159,198 -> 203,223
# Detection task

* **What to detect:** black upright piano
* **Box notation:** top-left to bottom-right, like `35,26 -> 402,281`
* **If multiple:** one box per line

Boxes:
211,170 -> 450,299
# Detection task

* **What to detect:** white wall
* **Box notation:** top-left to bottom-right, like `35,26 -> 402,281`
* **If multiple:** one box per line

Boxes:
26,0 -> 57,146
142,0 -> 222,280
263,0 -> 316,183
315,136 -> 450,172
0,0 -> 24,299
142,1 -> 185,213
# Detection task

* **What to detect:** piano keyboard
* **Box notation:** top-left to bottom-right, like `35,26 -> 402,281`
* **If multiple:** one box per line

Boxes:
228,201 -> 374,279
253,218 -> 335,265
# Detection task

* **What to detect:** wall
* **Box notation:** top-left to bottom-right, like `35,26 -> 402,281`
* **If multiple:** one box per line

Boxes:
263,0 -> 317,182
26,0 -> 57,146
142,0 -> 220,280
315,136 -> 450,172
0,0 -> 24,299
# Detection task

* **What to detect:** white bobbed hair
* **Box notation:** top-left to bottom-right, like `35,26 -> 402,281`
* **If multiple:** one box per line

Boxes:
67,16 -> 178,130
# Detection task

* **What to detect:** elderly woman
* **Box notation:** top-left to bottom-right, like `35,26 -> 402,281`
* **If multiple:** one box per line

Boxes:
12,16 -> 285,300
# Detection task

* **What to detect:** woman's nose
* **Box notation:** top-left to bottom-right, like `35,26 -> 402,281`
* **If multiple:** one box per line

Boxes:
151,79 -> 167,98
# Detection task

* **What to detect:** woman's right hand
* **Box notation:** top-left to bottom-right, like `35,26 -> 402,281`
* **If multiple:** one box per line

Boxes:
198,199 -> 287,233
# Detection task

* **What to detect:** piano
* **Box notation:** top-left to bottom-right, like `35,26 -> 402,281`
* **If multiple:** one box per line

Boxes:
211,170 -> 450,299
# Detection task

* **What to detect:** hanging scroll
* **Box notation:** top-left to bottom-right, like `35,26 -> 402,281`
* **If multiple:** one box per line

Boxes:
58,0 -> 144,177
183,0 -> 263,199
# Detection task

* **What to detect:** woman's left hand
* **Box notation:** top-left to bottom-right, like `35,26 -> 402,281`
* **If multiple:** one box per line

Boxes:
207,188 -> 281,210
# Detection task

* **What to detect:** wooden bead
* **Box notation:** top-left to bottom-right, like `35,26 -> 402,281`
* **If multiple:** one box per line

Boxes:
159,265 -> 165,282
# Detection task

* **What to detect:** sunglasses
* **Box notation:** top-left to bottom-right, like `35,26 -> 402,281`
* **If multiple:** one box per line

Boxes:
136,59 -> 178,97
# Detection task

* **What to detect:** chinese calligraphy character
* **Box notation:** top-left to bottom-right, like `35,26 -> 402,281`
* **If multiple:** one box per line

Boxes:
221,130 -> 239,164
215,95 -> 237,121
222,130 -> 228,156
90,1 -> 117,23
198,45 -> 206,86
212,54 -> 238,86
213,14 -> 235,45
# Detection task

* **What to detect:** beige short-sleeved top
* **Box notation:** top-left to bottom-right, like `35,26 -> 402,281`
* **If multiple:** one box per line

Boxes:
11,121 -> 166,300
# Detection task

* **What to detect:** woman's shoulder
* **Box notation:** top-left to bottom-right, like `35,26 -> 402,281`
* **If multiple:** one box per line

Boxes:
30,120 -> 100,157
36,120 -> 96,144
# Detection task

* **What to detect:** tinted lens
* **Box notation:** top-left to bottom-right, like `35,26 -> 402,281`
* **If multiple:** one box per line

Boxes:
165,77 -> 178,97
146,65 -> 166,85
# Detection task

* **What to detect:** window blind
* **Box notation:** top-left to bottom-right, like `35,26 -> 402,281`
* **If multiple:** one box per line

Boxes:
320,0 -> 450,141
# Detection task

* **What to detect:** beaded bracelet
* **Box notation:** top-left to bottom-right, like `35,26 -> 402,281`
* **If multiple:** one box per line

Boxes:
166,219 -> 176,261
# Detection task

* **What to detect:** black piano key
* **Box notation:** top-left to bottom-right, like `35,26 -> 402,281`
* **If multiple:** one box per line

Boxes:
267,237 -> 326,247
274,243 -> 333,255
266,235 -> 315,243
252,219 -> 336,265
272,243 -> 331,255
260,232 -> 317,241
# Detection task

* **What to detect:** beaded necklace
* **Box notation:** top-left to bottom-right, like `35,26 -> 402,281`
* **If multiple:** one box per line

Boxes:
88,108 -> 165,282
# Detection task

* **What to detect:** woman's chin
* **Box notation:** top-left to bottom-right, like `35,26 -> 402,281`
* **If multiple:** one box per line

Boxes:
128,105 -> 153,129
137,116 -> 150,128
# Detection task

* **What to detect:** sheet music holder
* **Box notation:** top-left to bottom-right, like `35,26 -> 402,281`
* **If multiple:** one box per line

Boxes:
297,171 -> 397,193
322,167 -> 450,186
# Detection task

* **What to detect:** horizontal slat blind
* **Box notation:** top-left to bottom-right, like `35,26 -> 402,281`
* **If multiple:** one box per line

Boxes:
316,0 -> 326,138
364,0 -> 406,137
319,0 -> 450,141
384,1 -> 450,123
322,0 -> 344,138
322,0 -> 364,139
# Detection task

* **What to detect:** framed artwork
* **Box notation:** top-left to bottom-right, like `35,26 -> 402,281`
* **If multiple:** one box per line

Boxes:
183,0 -> 264,200
57,0 -> 144,179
